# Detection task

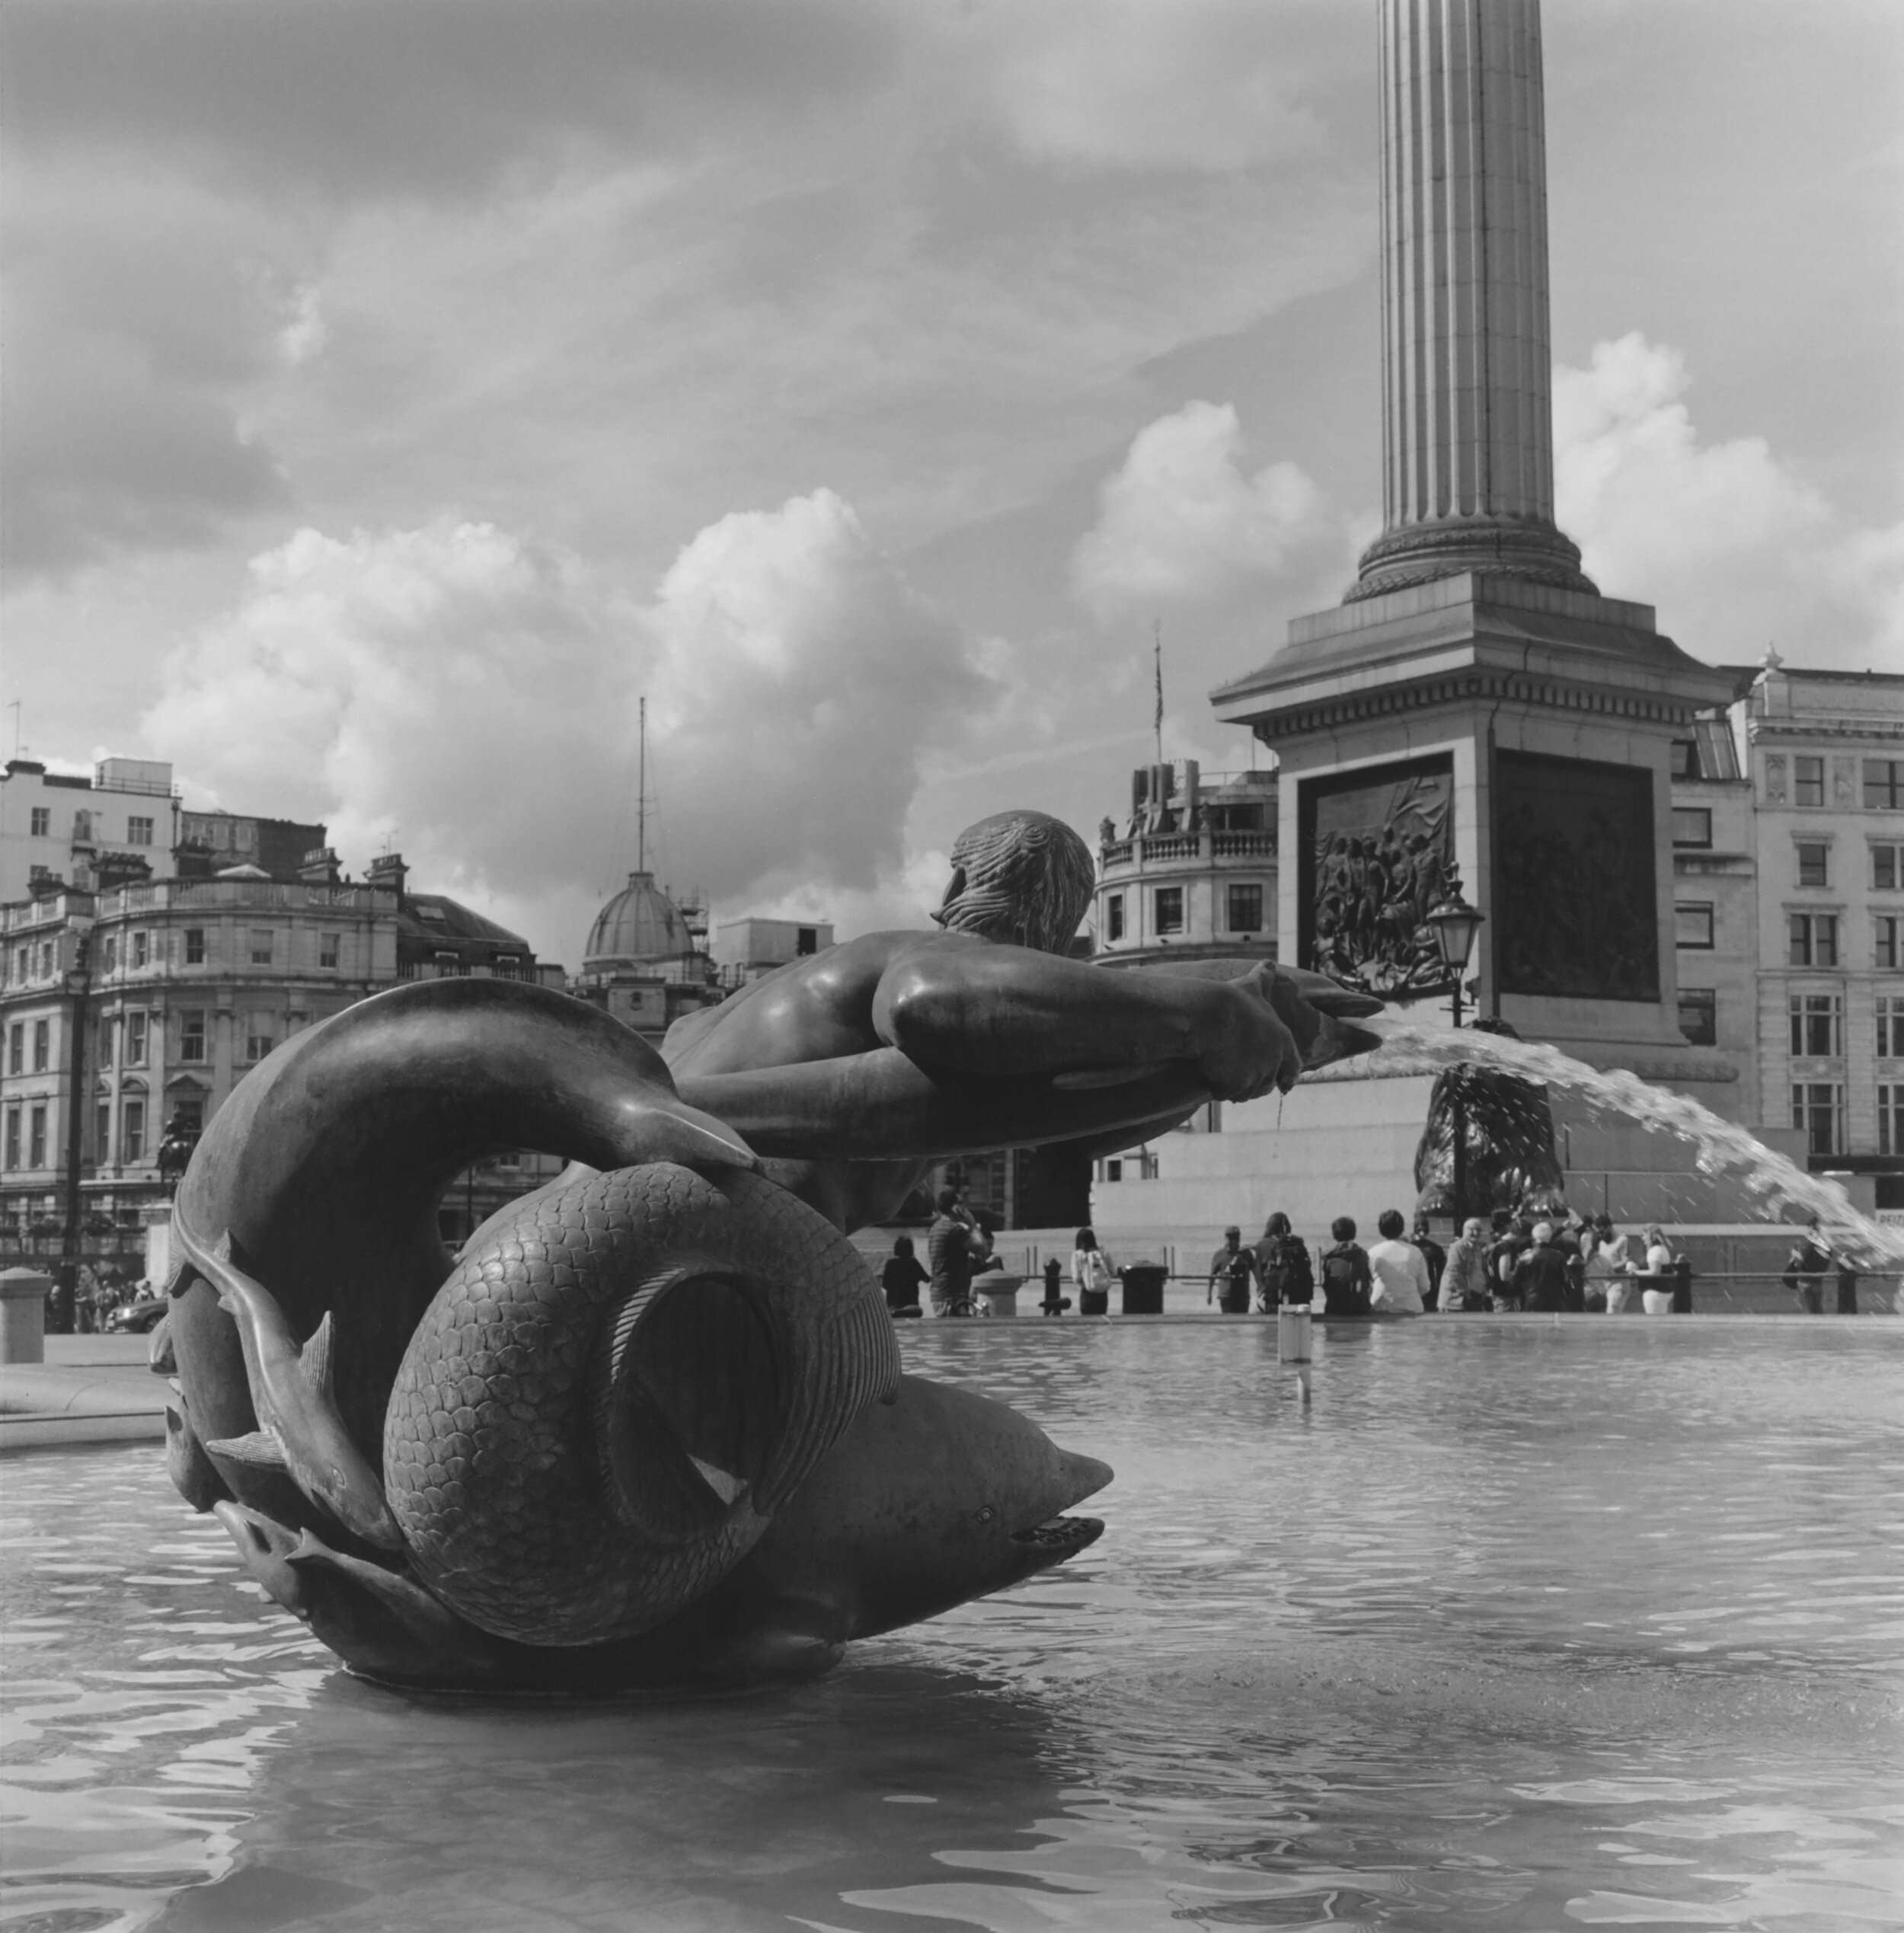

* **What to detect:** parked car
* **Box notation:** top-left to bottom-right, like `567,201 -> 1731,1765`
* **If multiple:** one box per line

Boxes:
106,1296 -> 169,1334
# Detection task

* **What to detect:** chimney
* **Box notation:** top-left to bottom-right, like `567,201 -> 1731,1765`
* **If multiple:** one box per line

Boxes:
299,846 -> 343,886
366,852 -> 407,906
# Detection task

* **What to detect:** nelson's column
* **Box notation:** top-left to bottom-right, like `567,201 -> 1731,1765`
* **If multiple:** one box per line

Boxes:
1096,0 -> 1746,1243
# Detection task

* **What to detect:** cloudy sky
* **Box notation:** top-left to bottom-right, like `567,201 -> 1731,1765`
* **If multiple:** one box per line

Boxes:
5,0 -> 1901,963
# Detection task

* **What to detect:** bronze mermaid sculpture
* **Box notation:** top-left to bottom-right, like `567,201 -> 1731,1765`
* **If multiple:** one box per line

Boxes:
157,810 -> 1378,1689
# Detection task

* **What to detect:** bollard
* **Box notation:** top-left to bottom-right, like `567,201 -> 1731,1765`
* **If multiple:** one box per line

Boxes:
0,1267 -> 52,1365
1278,1303 -> 1312,1404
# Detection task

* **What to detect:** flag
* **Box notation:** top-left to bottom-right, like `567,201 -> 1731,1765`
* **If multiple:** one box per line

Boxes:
1152,622 -> 1164,757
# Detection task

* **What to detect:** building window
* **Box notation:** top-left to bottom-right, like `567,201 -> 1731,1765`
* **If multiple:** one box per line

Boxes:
1105,893 -> 1125,942
1669,739 -> 1699,780
1791,1082 -> 1842,1157
245,1018 -> 276,1063
1879,916 -> 1902,972
1154,887 -> 1184,935
1796,842 -> 1829,888
127,816 -> 154,846
1874,844 -> 1902,891
133,929 -> 149,968
126,1011 -> 149,1066
32,1019 -> 50,1072
1880,995 -> 1904,1059
95,1099 -> 110,1163
1226,883 -> 1264,932
1788,913 -> 1839,967
171,1096 -> 204,1136
1789,993 -> 1842,1059
102,935 -> 118,974
180,1011 -> 207,1063
30,807 -> 50,837
318,932 -> 340,970
1671,808 -> 1712,849
11,947 -> 23,982
1674,903 -> 1714,949
185,928 -> 206,965
6,1024 -> 20,1075
250,928 -> 273,965
3,1107 -> 18,1170
1864,759 -> 1904,810
1881,1085 -> 1904,1158
796,927 -> 818,957
97,1015 -> 113,1068
29,1104 -> 47,1168
1794,756 -> 1825,807
1677,988 -> 1717,1046
122,1098 -> 145,1164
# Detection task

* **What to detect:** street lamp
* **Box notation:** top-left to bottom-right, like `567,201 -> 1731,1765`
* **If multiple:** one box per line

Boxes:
1424,896 -> 1485,1223
1425,895 -> 1485,1028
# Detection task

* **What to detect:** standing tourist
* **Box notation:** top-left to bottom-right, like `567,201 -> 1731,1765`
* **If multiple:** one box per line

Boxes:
1488,1212 -> 1528,1312
1513,1221 -> 1575,1313
1319,1216 -> 1373,1318
1586,1216 -> 1634,1312
1254,1213 -> 1311,1312
1206,1225 -> 1260,1314
1071,1227 -> 1117,1315
928,1187 -> 975,1317
1367,1209 -> 1430,1314
881,1235 -> 928,1318
1782,1220 -> 1831,1315
1440,1217 -> 1492,1312
1410,1214 -> 1447,1312
1637,1225 -> 1678,1315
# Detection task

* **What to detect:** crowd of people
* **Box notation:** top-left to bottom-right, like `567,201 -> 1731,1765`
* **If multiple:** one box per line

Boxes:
1193,1206 -> 1703,1317
879,1187 -> 1868,1321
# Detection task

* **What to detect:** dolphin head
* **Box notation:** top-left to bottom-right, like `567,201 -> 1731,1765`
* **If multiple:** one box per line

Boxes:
711,1374 -> 1111,1644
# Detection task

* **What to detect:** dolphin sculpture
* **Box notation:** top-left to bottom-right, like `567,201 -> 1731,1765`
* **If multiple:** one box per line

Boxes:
158,976 -> 1112,1689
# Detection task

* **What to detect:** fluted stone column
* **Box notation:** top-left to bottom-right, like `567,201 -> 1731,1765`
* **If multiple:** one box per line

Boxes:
1351,0 -> 1595,600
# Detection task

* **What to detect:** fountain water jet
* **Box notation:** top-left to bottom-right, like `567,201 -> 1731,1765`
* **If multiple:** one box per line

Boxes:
1363,1017 -> 1904,1270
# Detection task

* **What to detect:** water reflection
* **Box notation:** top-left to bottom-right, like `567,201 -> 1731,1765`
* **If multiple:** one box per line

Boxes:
3,1322 -> 1899,1931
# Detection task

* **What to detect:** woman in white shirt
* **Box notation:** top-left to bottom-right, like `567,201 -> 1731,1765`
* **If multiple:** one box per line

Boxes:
1637,1226 -> 1676,1315
1071,1227 -> 1117,1314
1366,1209 -> 1429,1314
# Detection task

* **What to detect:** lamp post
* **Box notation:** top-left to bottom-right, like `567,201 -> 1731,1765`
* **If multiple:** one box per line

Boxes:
1425,896 -> 1485,1222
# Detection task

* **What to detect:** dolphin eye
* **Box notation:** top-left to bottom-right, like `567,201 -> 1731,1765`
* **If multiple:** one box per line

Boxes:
974,1505 -> 996,1524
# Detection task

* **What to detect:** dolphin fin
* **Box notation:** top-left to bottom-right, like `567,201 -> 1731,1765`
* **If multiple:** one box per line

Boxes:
206,1428 -> 291,1471
617,1098 -> 759,1174
300,1310 -> 337,1401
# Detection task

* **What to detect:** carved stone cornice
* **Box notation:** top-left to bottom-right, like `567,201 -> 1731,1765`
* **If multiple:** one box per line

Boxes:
1248,667 -> 1701,746
1747,719 -> 1904,745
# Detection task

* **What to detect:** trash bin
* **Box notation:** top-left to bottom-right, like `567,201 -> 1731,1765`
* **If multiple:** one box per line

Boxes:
1120,1263 -> 1168,1316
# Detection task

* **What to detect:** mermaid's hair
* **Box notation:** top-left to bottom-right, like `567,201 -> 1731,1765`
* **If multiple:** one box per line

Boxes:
932,810 -> 1094,954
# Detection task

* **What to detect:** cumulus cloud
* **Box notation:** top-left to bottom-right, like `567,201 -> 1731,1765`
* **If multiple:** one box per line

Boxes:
142,492 -> 992,961
1555,334 -> 1904,666
1071,399 -> 1350,619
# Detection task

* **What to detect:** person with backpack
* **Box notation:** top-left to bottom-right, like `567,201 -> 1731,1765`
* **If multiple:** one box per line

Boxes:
1254,1213 -> 1311,1312
1319,1216 -> 1373,1318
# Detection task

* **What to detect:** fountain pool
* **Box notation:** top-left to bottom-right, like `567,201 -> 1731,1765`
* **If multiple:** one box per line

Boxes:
5,1319 -> 1899,1931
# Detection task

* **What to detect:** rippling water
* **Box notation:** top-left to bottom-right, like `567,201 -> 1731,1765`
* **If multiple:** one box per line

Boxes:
5,1321 -> 1900,1931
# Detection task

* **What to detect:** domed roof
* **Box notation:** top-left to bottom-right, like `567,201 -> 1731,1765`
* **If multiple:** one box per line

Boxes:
584,871 -> 696,967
